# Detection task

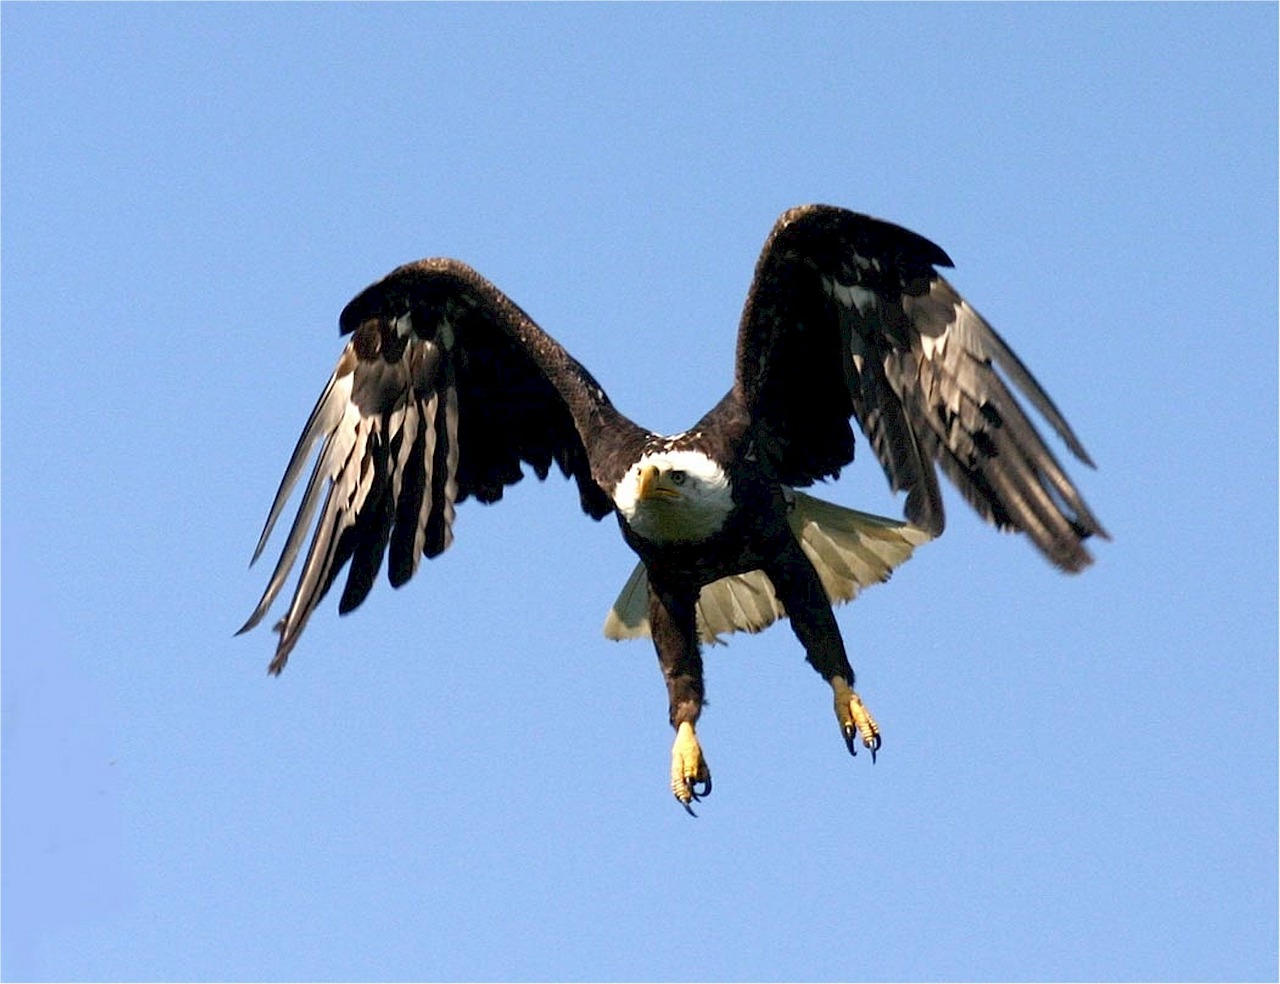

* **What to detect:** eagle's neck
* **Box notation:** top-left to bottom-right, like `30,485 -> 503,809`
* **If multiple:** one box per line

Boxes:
613,447 -> 733,544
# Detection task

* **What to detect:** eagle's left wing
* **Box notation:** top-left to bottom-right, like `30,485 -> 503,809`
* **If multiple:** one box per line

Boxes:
734,204 -> 1107,572
240,259 -> 638,674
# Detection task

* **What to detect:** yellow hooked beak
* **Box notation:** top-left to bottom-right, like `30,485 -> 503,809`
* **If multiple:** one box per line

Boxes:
637,464 -> 680,501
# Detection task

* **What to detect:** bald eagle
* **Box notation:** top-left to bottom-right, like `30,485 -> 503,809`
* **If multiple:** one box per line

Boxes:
240,205 -> 1106,812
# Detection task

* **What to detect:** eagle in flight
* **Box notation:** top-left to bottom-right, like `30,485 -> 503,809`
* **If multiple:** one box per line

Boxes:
241,205 -> 1106,812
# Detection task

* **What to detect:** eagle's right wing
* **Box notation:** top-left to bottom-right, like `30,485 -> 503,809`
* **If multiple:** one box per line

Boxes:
240,259 -> 644,674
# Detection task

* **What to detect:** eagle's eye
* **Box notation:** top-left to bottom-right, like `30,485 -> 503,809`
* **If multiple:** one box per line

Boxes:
669,469 -> 687,486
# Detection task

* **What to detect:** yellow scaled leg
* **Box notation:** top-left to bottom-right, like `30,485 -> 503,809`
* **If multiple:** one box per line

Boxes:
670,721 -> 712,814
832,676 -> 881,761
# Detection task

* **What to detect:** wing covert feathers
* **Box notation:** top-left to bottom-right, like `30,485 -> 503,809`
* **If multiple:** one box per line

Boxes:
603,492 -> 930,644
242,259 -> 624,674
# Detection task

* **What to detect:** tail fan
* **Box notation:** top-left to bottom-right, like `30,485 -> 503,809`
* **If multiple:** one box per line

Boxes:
604,491 -> 931,645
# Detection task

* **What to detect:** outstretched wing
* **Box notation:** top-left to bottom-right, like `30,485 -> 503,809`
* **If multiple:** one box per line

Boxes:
241,258 -> 639,673
735,204 -> 1107,572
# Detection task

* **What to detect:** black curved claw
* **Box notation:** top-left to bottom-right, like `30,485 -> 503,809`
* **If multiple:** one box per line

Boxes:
843,726 -> 882,763
676,773 -> 712,816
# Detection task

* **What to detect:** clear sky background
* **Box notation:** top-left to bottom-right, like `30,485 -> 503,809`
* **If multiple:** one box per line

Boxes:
3,4 -> 1276,982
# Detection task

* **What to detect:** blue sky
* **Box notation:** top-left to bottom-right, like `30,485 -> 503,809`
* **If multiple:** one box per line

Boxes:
3,4 -> 1275,981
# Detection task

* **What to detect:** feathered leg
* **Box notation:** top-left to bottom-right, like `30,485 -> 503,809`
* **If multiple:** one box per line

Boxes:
648,580 -> 711,813
763,538 -> 881,760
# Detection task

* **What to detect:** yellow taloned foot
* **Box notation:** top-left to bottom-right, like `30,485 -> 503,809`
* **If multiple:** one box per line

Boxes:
832,676 -> 881,762
670,721 -> 712,815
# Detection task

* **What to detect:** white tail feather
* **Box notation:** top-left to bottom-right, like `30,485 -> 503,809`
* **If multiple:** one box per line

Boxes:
603,491 -> 931,645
